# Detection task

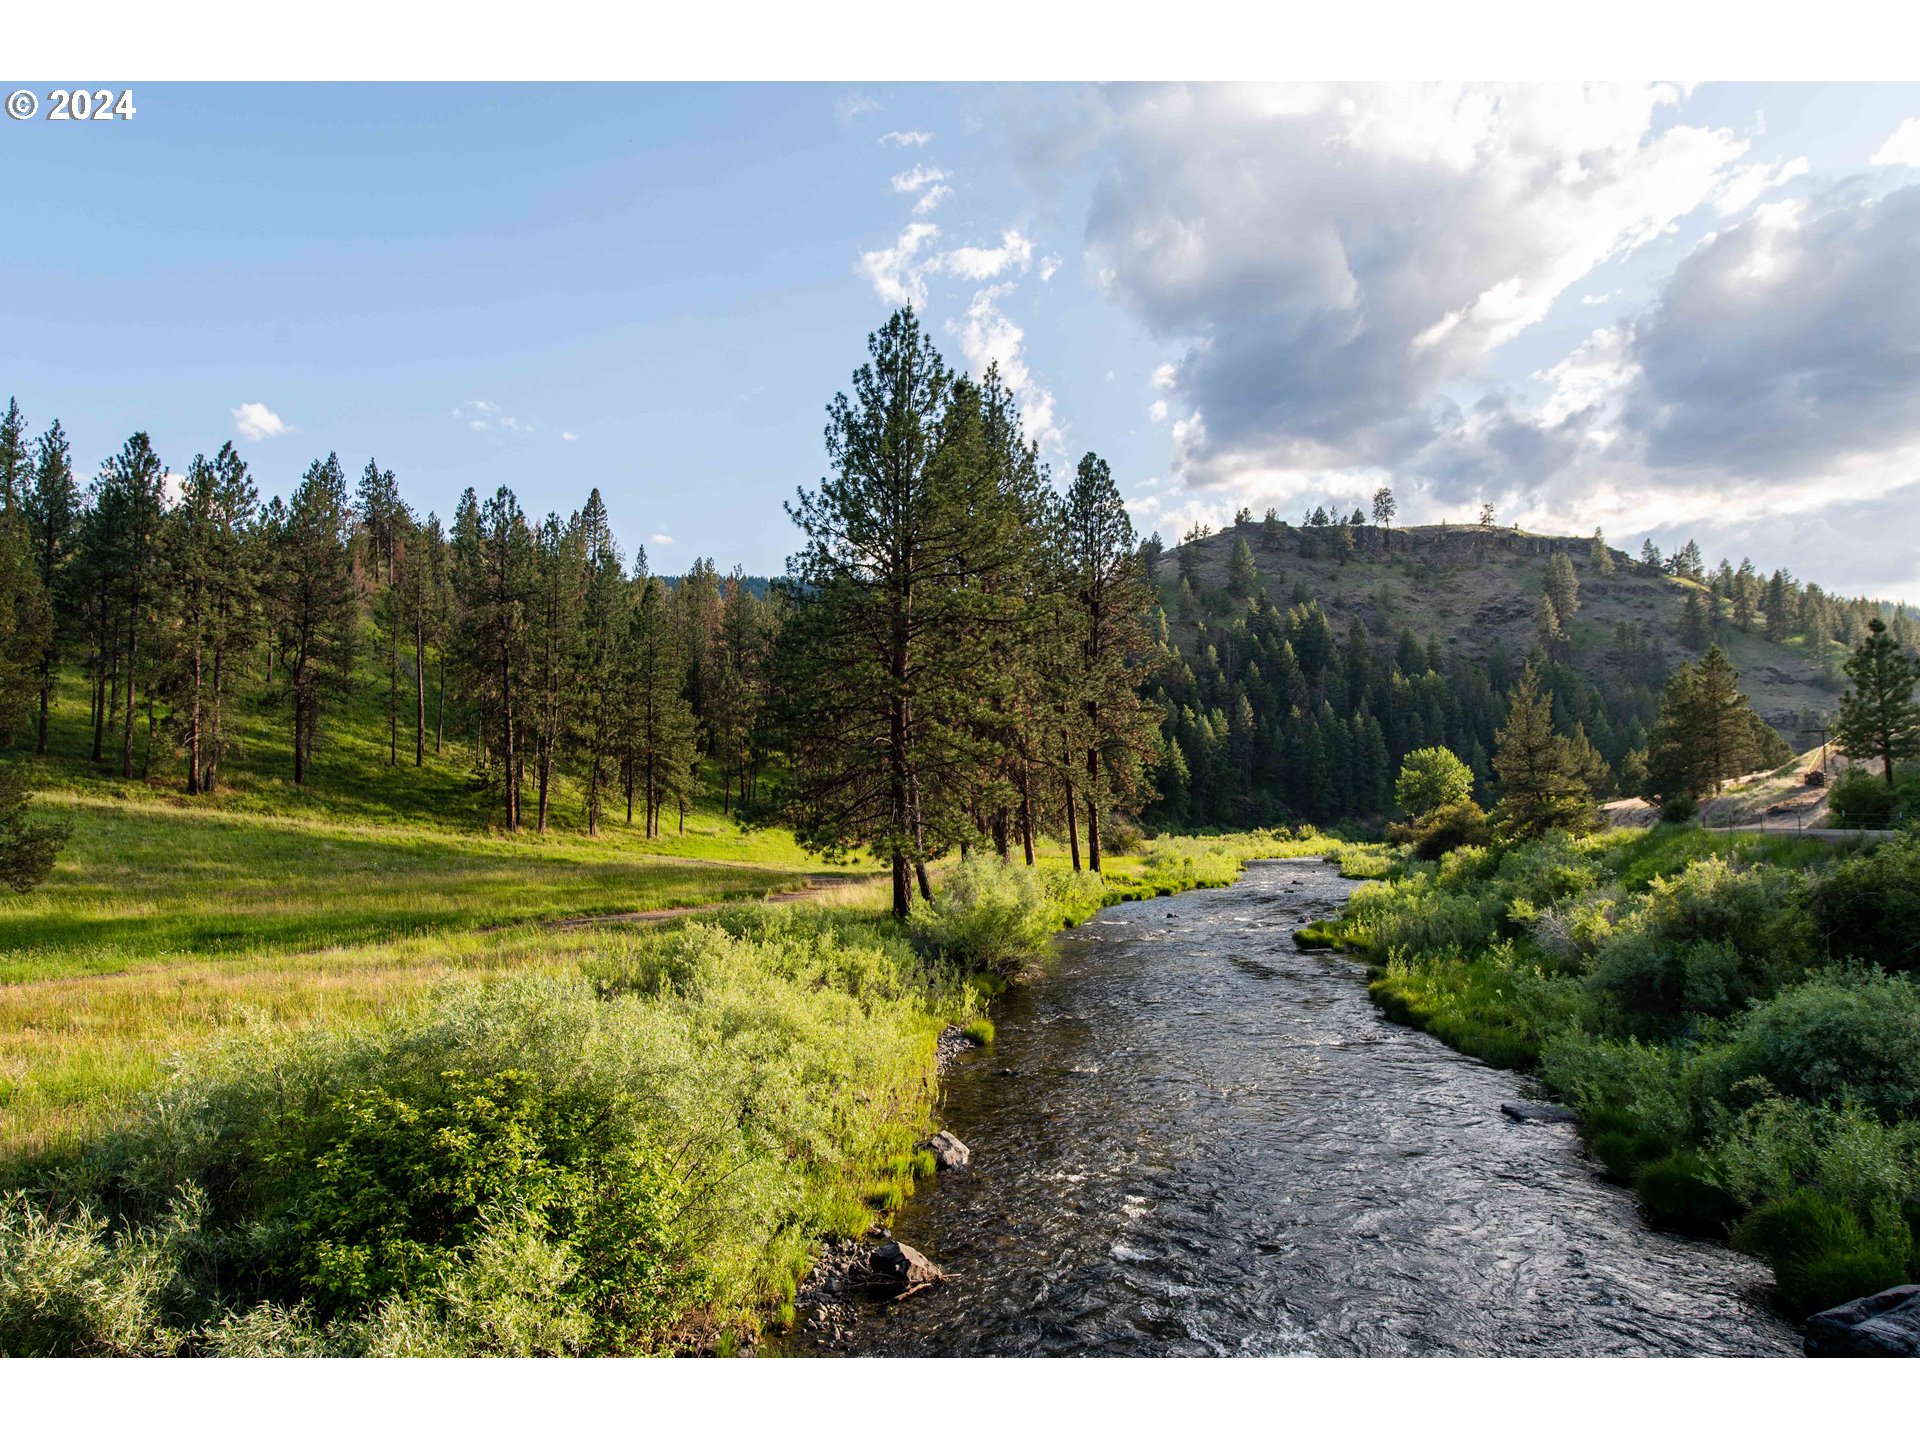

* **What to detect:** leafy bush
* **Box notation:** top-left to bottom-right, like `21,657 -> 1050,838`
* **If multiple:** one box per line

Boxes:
1394,746 -> 1475,818
907,853 -> 1089,977
1634,1150 -> 1739,1235
1732,1191 -> 1913,1316
1813,835 -> 1920,974
1586,858 -> 1816,1034
1706,970 -> 1920,1121
1409,800 -> 1489,859
1659,795 -> 1697,825
0,1189 -> 197,1356
1826,767 -> 1898,829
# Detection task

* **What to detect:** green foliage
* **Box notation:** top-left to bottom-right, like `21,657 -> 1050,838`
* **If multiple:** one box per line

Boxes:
1408,799 -> 1488,859
907,853 -> 1098,978
1585,858 -> 1816,1034
1658,795 -> 1697,825
1832,618 -> 1920,790
1633,1150 -> 1739,1235
1813,834 -> 1920,973
1490,664 -> 1597,840
1394,745 -> 1474,819
1706,969 -> 1920,1121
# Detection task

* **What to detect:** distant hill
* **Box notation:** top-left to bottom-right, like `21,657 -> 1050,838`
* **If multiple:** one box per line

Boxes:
1157,520 -> 1847,736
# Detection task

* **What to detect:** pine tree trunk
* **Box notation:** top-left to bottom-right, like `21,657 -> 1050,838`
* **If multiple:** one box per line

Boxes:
1085,746 -> 1103,872
388,623 -> 398,766
435,649 -> 446,755
206,644 -> 224,794
186,630 -> 203,795
1019,764 -> 1036,866
414,623 -> 426,766
121,607 -> 138,779
1063,733 -> 1082,872
36,659 -> 52,756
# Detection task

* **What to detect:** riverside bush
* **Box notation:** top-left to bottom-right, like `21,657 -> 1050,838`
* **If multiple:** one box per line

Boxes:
1705,969 -> 1920,1121
1585,858 -> 1816,1034
1813,835 -> 1920,974
907,854 -> 1099,977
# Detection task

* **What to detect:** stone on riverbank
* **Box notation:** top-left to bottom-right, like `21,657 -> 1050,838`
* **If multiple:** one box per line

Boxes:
871,1240 -> 946,1289
1501,1100 -> 1577,1123
924,1130 -> 971,1169
1805,1285 -> 1920,1357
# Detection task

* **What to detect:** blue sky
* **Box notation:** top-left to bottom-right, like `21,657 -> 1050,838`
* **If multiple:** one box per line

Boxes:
5,82 -> 1920,597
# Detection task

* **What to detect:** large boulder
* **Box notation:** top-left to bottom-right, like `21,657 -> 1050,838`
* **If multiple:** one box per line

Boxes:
869,1240 -> 945,1289
1805,1285 -> 1920,1357
924,1130 -> 972,1169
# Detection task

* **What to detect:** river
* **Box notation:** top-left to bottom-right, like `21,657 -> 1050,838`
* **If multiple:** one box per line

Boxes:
792,857 -> 1800,1357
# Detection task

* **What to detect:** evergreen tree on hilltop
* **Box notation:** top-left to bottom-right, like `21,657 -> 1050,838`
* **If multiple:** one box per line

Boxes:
1490,664 -> 1597,839
1833,618 -> 1920,789
1226,535 -> 1257,598
1640,644 -> 1785,802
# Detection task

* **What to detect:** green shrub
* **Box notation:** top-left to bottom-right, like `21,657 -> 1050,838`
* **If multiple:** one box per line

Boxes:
1732,1191 -> 1913,1316
1707,970 -> 1920,1121
1827,767 -> 1897,829
1812,835 -> 1920,974
908,853 -> 1072,977
1409,800 -> 1489,860
1586,857 -> 1816,1034
1394,747 -> 1475,818
1659,796 -> 1697,825
0,1189 -> 194,1356
1634,1151 -> 1739,1235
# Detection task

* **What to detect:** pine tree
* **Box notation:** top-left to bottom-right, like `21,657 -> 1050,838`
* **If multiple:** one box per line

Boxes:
1371,486 -> 1397,550
162,444 -> 258,792
1546,552 -> 1580,624
94,433 -> 169,778
1590,529 -> 1615,576
621,573 -> 697,837
568,489 -> 627,834
1490,664 -> 1596,839
778,308 -> 1024,915
1833,619 -> 1920,789
268,454 -> 358,787
1226,535 -> 1257,597
23,421 -> 78,754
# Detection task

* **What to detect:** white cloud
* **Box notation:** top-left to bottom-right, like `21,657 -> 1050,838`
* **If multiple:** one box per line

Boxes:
231,402 -> 290,442
1711,155 -> 1809,216
1073,82 -> 1755,494
1581,291 -> 1618,305
950,284 -> 1065,455
1038,253 -> 1062,282
1871,117 -> 1920,167
857,222 -> 941,308
650,533 -> 675,546
880,129 -> 931,147
834,93 -> 879,125
562,431 -> 578,442
890,164 -> 949,194
454,398 -> 531,435
940,228 -> 1034,282
913,184 -> 952,216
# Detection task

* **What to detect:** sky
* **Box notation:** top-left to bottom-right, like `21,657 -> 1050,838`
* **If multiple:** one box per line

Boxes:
4,81 -> 1920,599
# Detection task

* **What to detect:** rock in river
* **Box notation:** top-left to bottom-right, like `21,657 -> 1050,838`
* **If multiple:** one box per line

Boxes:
1805,1285 -> 1920,1357
924,1130 -> 972,1169
1501,1100 -> 1578,1124
870,1241 -> 946,1289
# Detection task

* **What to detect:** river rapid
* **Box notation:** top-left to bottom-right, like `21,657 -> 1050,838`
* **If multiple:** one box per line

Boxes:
793,857 -> 1799,1357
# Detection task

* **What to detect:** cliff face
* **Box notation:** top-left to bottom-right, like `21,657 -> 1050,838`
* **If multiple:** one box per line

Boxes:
1159,522 -> 1842,732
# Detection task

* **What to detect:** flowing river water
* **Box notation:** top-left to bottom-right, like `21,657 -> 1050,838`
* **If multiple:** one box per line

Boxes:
792,857 -> 1800,1357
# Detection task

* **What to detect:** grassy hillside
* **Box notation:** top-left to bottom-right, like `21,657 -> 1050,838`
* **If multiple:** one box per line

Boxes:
1162,521 -> 1843,733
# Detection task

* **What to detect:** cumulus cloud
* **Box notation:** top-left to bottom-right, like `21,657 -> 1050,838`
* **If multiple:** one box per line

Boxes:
951,285 -> 1065,454
231,402 -> 290,442
940,229 -> 1034,282
857,222 -> 941,308
650,533 -> 675,546
913,184 -> 952,216
1871,117 -> 1920,167
890,164 -> 949,194
562,431 -> 578,442
880,129 -> 931,147
1078,83 -> 1754,496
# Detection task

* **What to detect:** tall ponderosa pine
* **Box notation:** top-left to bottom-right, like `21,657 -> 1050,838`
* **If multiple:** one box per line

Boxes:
164,443 -> 259,792
269,454 -> 358,786
1833,618 -> 1920,789
621,573 -> 697,837
453,488 -> 538,829
23,421 -> 78,754
1062,452 -> 1161,871
1641,644 -> 1778,801
528,511 -> 586,833
780,308 -> 1027,916
95,433 -> 170,778
568,490 -> 627,835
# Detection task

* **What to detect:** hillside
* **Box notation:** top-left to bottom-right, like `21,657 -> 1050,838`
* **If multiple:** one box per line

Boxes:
1158,521 -> 1844,736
